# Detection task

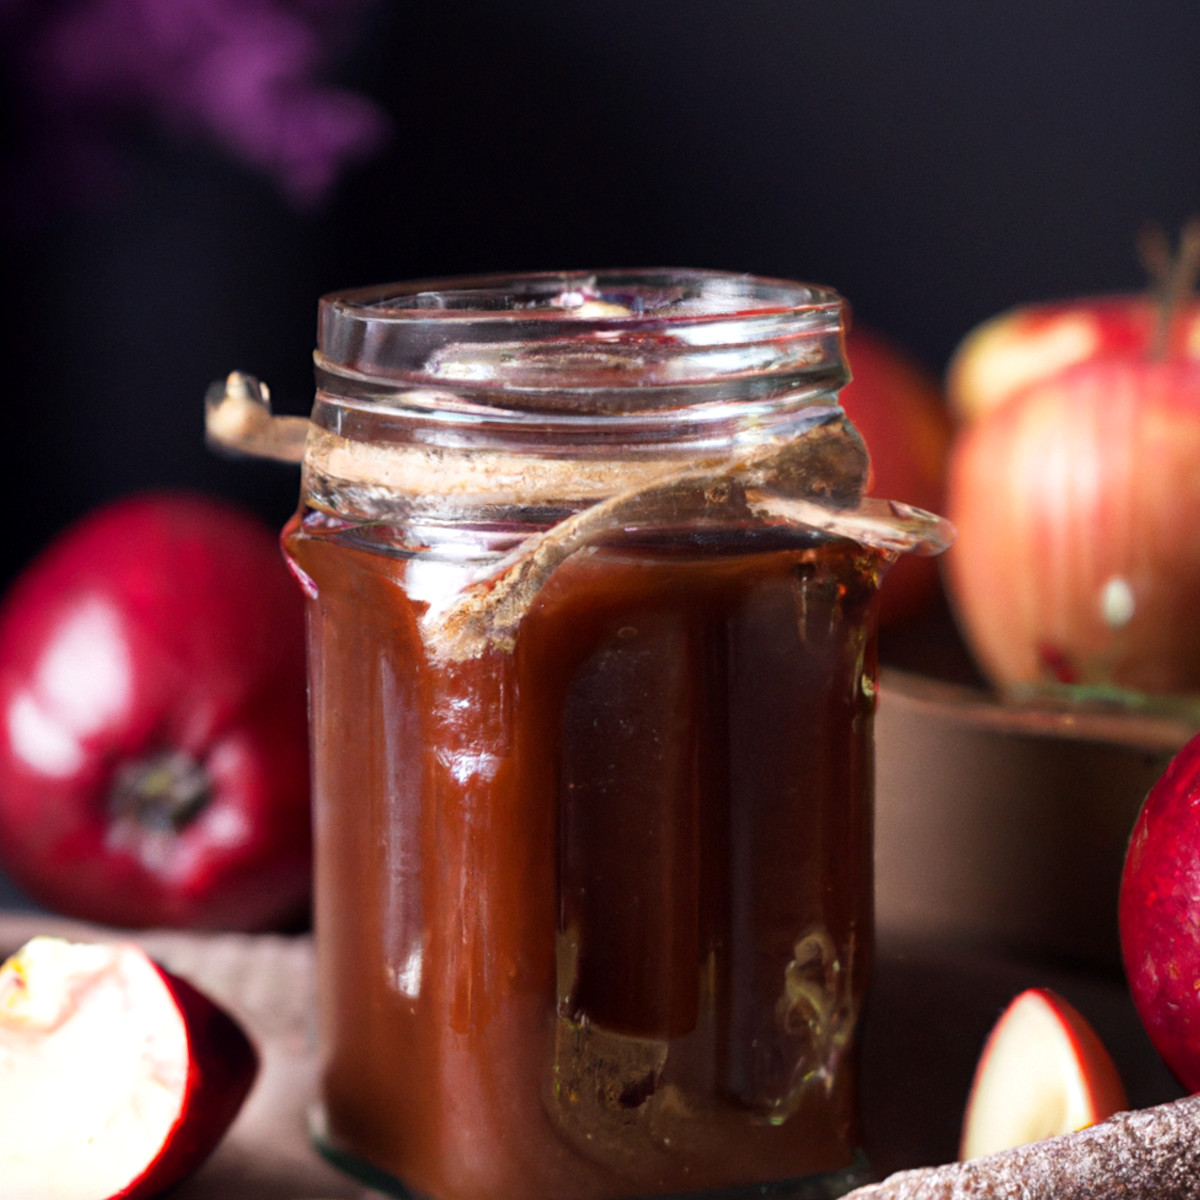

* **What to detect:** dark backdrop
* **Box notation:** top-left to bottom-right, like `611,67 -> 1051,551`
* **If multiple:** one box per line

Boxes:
6,1 -> 1200,579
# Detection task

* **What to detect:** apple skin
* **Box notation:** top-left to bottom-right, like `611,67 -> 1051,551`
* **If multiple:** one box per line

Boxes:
959,987 -> 1127,1161
946,294 -> 1200,424
839,324 -> 953,626
123,960 -> 258,1199
0,936 -> 258,1200
1120,732 -> 1200,1093
0,492 -> 311,930
943,356 -> 1200,694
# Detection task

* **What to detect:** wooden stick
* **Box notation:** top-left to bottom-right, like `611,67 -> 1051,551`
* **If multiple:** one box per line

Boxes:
846,1093 -> 1200,1199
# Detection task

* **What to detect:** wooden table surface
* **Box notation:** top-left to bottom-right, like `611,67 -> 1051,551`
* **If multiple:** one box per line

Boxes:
0,913 -> 1182,1199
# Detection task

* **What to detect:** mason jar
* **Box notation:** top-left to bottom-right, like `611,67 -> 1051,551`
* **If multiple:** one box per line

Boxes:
238,269 -> 950,1200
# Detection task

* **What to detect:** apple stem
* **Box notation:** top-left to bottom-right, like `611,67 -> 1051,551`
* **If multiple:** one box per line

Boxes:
1137,217 -> 1200,360
109,751 -> 212,832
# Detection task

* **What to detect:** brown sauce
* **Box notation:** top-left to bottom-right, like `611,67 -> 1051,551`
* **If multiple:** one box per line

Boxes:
284,512 -> 881,1200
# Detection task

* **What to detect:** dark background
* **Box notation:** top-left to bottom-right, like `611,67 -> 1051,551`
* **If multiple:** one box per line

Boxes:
5,0 -> 1200,584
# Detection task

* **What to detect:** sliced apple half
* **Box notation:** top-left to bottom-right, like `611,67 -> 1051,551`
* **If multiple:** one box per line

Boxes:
959,987 -> 1127,1161
0,936 -> 258,1200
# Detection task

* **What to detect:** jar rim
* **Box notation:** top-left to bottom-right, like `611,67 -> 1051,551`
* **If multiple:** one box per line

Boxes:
320,268 -> 843,325
316,268 -> 847,401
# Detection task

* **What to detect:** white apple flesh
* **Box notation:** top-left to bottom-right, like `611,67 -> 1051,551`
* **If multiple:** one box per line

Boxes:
960,987 -> 1127,1161
0,936 -> 257,1200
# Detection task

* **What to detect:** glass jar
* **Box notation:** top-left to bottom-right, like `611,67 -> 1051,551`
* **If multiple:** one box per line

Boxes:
250,270 -> 948,1200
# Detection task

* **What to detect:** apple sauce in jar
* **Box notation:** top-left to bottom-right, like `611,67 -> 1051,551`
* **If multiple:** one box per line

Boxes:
279,270 -> 951,1200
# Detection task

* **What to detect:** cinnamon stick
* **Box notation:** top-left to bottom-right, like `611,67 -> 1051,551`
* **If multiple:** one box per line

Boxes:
846,1093 -> 1200,1199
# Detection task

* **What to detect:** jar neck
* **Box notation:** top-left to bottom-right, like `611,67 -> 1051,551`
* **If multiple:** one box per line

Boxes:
304,383 -> 852,523
305,269 -> 858,520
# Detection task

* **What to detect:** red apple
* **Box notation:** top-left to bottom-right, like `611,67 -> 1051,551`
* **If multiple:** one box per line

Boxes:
944,356 -> 1200,693
959,987 -> 1127,1161
0,935 -> 257,1199
1120,731 -> 1200,1092
946,293 -> 1200,424
0,492 -> 311,930
840,324 -> 953,626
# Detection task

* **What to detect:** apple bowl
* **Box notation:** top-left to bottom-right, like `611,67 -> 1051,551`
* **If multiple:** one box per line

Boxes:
874,664 -> 1195,968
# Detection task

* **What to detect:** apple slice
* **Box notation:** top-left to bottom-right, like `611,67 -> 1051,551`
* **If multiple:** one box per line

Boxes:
959,987 -> 1127,1161
0,936 -> 258,1200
